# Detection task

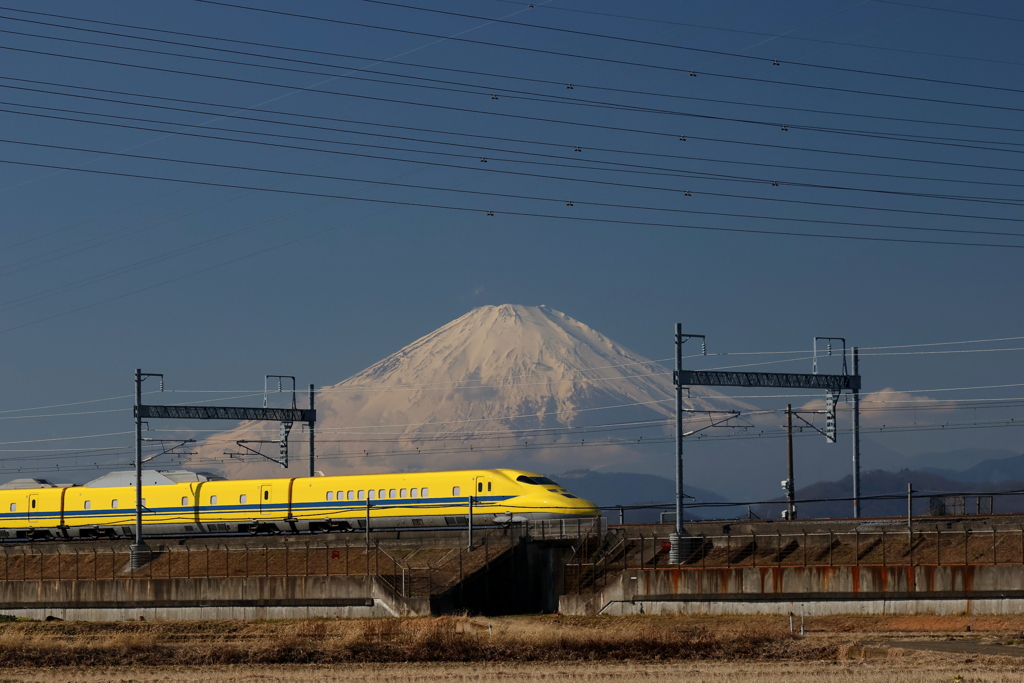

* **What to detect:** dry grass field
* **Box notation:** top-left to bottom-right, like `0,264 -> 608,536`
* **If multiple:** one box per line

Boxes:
0,614 -> 1019,681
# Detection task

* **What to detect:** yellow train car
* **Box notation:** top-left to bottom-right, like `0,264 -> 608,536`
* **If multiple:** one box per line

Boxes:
0,468 -> 598,539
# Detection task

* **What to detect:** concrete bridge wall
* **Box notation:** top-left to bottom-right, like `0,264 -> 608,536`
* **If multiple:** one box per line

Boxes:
0,575 -> 430,621
559,564 -> 1024,616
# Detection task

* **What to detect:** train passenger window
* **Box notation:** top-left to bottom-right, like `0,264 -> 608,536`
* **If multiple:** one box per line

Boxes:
477,482 -> 483,493
367,490 -> 376,500
400,489 -> 407,498
357,490 -> 365,500
347,491 -> 355,501
452,486 -> 461,496
141,499 -> 146,507
111,500 -> 119,509
84,501 -> 91,510
8,504 -> 13,512
210,495 -> 218,505
378,489 -> 386,499
181,497 -> 189,506
240,494 -> 247,504
410,488 -> 418,498
389,489 -> 397,499
326,491 -> 334,501
421,488 -> 428,498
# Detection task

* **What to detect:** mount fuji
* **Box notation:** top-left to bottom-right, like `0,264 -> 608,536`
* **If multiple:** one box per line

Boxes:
193,305 -> 756,481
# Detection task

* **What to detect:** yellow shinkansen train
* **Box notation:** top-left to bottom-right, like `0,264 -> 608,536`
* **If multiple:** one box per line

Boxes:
0,468 -> 599,539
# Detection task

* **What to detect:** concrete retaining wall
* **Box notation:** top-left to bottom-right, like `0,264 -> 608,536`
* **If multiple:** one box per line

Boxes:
560,564 -> 1024,616
0,575 -> 431,621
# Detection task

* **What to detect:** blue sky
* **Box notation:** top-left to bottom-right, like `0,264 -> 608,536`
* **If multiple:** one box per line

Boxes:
1,0 -> 1022,492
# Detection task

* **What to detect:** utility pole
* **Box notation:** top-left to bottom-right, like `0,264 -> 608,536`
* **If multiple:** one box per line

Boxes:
785,404 -> 796,519
907,482 -> 915,566
131,369 -> 161,570
308,384 -> 316,477
851,348 -> 861,518
670,323 -> 684,564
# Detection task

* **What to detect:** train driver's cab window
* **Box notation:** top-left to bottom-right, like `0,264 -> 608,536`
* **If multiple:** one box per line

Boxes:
111,500 -> 119,509
452,486 -> 461,496
210,495 -> 218,505
357,490 -> 366,500
410,488 -> 418,498
181,497 -> 189,506
421,488 -> 429,498
239,494 -> 247,504
326,491 -> 334,501
84,501 -> 91,510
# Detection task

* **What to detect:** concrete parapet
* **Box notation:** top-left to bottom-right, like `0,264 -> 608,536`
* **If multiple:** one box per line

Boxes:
0,575 -> 431,621
559,564 -> 1024,616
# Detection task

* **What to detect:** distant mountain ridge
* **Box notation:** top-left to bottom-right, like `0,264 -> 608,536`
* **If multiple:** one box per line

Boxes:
922,453 -> 1024,482
551,469 -> 735,522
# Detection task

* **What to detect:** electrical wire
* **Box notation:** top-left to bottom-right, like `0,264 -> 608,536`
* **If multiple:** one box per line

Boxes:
360,0 -> 1024,96
195,0 -> 1024,114
0,12 -> 1020,141
7,137 -> 1023,238
5,158 -> 1021,250
5,16 -> 1024,150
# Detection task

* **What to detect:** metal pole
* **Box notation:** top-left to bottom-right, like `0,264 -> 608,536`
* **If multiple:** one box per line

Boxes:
467,495 -> 473,551
851,348 -> 861,518
308,384 -> 315,478
786,404 -> 795,519
131,369 -> 150,570
908,482 -> 914,566
365,499 -> 371,552
670,323 -> 683,564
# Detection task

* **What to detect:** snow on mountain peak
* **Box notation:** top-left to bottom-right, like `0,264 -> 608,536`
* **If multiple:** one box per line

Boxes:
196,305 -> 752,476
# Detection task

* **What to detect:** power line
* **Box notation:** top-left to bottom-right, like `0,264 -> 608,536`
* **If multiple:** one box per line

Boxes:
4,158 -> 1022,249
6,9 -> 1024,143
487,0 -> 1024,69
359,0 -> 1024,96
6,106 -> 1023,229
6,47 -> 1024,179
7,137 -> 1023,241
869,0 -> 1024,23
9,26 -> 1024,158
194,0 -> 1024,114
8,77 -> 1024,193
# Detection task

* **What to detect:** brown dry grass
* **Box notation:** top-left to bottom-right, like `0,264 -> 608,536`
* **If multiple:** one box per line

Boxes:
0,616 -> 823,667
0,660 -> 1021,682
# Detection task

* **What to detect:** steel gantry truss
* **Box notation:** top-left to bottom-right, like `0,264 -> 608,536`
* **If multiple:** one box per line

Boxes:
668,326 -> 863,564
130,370 -> 316,569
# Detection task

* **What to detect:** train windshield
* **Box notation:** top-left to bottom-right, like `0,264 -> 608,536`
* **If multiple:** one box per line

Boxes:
516,475 -> 561,486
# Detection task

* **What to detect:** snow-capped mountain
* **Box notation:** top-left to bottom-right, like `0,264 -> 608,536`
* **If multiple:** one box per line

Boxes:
194,305 -> 754,477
